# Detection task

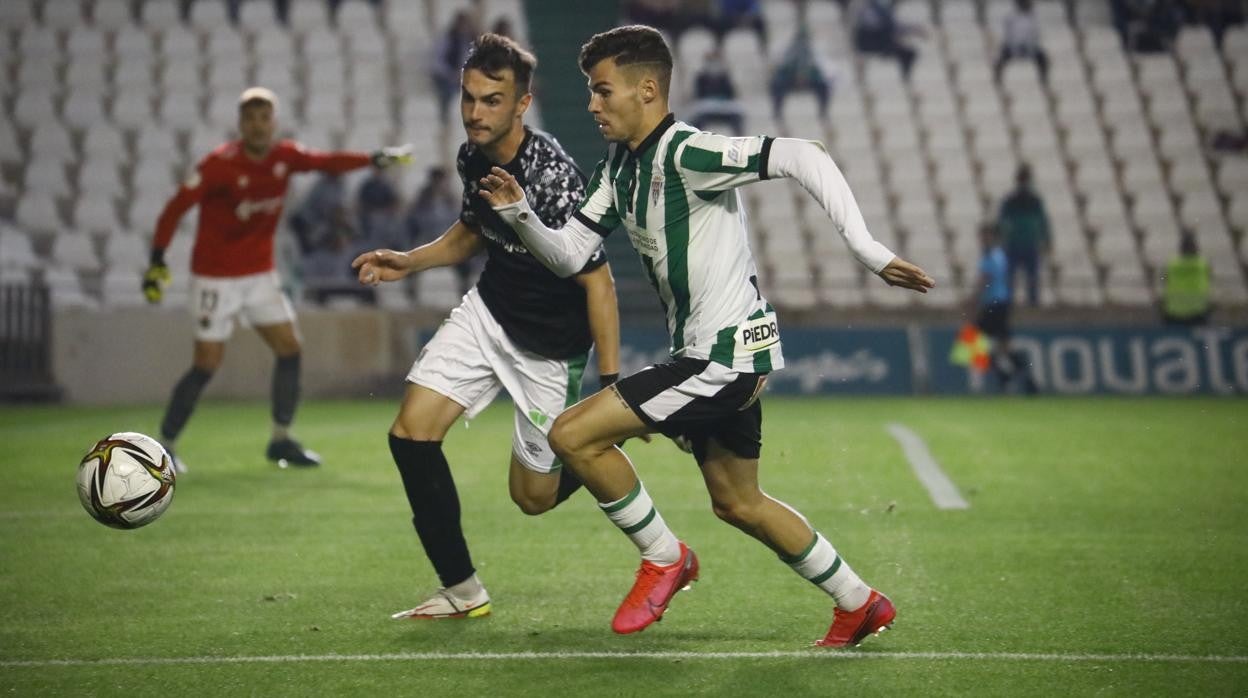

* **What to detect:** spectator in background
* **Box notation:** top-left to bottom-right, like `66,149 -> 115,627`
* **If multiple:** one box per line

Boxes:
1161,232 -> 1212,325
714,0 -> 767,51
289,172 -> 370,305
432,11 -> 481,123
850,0 -> 922,81
769,24 -> 834,126
968,223 -> 1038,394
357,166 -> 405,251
994,0 -> 1049,84
1183,0 -> 1246,50
406,167 -> 478,295
996,164 -> 1050,307
1113,0 -> 1184,52
689,47 -> 745,134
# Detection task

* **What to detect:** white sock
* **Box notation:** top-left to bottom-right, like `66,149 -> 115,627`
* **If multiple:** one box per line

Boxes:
446,573 -> 485,601
784,532 -> 871,611
600,480 -> 682,566
272,424 -> 289,441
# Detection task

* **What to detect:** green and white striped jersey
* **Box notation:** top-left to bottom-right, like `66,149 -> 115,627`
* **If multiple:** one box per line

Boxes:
572,115 -> 783,374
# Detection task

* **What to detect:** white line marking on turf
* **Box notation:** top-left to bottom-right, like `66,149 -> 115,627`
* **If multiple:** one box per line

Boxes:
886,423 -> 969,510
2,651 -> 1246,668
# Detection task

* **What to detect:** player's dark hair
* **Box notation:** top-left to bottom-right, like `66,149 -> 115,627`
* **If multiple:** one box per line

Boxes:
463,32 -> 537,95
578,25 -> 673,97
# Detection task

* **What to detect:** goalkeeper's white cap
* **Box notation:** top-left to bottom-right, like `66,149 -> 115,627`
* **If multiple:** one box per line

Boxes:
238,86 -> 279,113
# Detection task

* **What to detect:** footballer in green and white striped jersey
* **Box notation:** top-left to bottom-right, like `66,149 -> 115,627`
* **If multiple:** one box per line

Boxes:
571,113 -> 782,374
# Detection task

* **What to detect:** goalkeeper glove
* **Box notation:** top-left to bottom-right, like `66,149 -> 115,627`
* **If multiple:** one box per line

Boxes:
142,248 -> 170,304
371,144 -> 414,168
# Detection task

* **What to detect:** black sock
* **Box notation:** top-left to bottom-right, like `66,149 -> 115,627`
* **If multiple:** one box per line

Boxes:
554,465 -> 584,506
272,354 -> 301,431
160,367 -> 213,441
388,434 -> 474,588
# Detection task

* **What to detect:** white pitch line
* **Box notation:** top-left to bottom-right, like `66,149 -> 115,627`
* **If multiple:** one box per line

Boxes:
886,423 -> 969,510
2,651 -> 1246,668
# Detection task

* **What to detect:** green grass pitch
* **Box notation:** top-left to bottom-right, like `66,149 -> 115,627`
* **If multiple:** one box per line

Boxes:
1,396 -> 1246,695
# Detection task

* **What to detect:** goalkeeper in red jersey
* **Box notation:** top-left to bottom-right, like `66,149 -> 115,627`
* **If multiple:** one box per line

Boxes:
143,86 -> 411,471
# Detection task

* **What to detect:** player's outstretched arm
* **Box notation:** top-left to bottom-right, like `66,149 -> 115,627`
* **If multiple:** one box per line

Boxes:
768,138 -> 934,293
353,220 -> 483,286
478,167 -> 602,277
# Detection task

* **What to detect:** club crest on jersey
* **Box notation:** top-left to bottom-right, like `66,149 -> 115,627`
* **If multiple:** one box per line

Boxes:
650,174 -> 664,207
273,162 -> 288,179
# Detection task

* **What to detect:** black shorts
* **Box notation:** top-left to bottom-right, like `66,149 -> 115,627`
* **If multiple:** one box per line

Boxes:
614,357 -> 766,462
976,302 -> 1011,342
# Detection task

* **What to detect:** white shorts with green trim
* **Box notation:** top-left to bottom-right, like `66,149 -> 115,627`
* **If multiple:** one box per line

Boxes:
406,288 -> 588,473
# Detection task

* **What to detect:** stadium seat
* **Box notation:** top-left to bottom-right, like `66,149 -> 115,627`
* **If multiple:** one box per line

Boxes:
103,231 -> 147,272
24,159 -> 72,198
140,0 -> 183,29
78,159 -> 125,199
1178,190 -> 1223,229
0,226 -> 41,270
1168,157 -> 1214,196
66,27 -> 106,59
115,25 -> 156,61
62,92 -> 107,131
73,194 -> 123,236
51,231 -> 102,272
16,193 -> 63,235
28,123 -> 74,162
92,0 -> 135,29
189,0 -> 231,30
13,92 -> 59,130
238,0 -> 281,32
43,0 -> 83,28
289,0 -> 331,33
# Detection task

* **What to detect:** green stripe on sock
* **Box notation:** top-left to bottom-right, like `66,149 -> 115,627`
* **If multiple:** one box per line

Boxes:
810,556 -> 843,585
600,481 -> 642,514
620,507 -> 657,535
779,533 -> 819,564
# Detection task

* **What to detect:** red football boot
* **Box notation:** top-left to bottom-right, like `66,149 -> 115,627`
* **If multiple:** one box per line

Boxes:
611,542 -> 699,634
815,589 -> 896,648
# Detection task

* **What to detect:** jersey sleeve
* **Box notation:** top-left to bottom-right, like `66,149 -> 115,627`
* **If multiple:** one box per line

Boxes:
674,132 -> 773,193
284,140 -> 371,174
572,151 -> 622,238
151,158 -> 208,251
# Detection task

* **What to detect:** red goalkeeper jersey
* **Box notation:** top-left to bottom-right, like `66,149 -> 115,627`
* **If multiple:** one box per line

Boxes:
152,139 -> 372,277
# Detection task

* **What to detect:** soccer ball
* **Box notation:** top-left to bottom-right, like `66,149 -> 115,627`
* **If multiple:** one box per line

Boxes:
76,432 -> 176,529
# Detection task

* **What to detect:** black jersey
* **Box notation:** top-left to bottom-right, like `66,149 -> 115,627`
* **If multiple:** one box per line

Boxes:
458,127 -> 607,359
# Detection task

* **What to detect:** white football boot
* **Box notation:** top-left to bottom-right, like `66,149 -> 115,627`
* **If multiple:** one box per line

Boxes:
391,586 -> 492,620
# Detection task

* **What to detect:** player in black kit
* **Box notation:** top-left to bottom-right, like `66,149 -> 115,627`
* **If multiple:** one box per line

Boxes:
353,34 -> 620,620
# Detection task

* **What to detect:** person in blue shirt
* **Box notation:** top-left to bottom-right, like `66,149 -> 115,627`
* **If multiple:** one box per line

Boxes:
970,223 -> 1037,393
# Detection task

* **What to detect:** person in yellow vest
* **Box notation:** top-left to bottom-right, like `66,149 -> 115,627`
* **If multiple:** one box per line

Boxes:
1161,232 -> 1212,326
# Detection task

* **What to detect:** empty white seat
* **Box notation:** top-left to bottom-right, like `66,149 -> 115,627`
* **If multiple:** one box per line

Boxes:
141,0 -> 183,29
114,26 -> 156,61
73,194 -> 123,235
78,159 -> 125,198
16,193 -> 63,234
51,232 -> 101,272
92,0 -> 134,28
189,0 -> 231,29
0,0 -> 36,28
0,227 -> 40,269
1216,158 -> 1248,197
239,0 -> 280,32
14,92 -> 58,130
1168,158 -> 1213,195
24,159 -> 71,198
61,93 -> 107,130
1179,190 -> 1223,228
28,123 -> 73,159
206,27 -> 245,58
